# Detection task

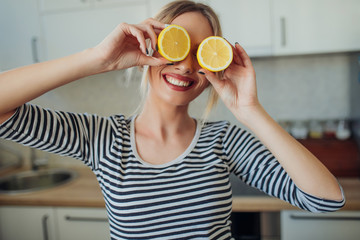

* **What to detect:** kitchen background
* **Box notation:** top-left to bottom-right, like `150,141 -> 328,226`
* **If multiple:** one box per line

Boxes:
1,0 -> 359,167
0,1 -> 360,240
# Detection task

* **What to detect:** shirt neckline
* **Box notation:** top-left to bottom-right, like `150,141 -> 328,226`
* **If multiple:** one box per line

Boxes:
130,116 -> 202,168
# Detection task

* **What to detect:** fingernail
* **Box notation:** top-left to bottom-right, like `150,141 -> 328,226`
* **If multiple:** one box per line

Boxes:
235,42 -> 240,46
198,71 -> 205,75
166,62 -> 174,65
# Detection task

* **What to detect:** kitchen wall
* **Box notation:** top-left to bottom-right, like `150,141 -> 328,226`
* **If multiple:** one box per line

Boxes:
1,51 -> 358,167
30,52 -> 355,120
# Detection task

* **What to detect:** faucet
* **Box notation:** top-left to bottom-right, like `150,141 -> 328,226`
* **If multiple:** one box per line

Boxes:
30,148 -> 48,171
0,143 -> 23,168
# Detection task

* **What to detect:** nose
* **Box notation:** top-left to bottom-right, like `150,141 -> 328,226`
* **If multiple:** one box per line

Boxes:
175,54 -> 195,74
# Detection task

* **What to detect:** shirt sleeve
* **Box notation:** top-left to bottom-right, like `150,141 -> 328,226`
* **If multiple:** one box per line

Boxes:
222,123 -> 345,213
0,104 -> 113,170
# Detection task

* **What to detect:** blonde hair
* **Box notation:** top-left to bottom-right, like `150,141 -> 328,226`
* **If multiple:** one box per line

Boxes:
139,0 -> 223,118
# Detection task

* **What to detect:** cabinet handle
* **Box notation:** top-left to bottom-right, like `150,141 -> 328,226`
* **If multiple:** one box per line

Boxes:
280,17 -> 287,47
65,216 -> 108,222
31,36 -> 39,63
290,214 -> 360,221
42,215 -> 50,240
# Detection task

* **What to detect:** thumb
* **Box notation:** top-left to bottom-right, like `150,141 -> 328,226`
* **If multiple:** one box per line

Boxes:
140,55 -> 170,67
199,69 -> 224,91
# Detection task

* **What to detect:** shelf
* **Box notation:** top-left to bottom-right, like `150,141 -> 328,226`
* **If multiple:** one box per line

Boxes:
298,138 -> 360,177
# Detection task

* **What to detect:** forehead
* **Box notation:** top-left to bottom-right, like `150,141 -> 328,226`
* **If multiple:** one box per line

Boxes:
171,11 -> 214,44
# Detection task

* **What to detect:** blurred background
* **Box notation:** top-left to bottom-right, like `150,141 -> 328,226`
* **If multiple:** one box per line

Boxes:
0,1 -> 360,240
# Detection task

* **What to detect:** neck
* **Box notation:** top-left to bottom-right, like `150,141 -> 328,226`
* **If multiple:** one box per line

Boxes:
136,95 -> 195,140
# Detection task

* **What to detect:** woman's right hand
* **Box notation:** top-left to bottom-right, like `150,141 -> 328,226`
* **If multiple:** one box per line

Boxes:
94,18 -> 170,73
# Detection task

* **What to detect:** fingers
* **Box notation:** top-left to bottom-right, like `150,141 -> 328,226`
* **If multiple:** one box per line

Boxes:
231,44 -> 243,66
122,23 -> 148,55
120,19 -> 166,55
141,18 -> 166,50
234,42 -> 253,68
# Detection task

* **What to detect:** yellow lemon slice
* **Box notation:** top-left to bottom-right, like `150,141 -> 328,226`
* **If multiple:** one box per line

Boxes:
157,24 -> 191,62
197,36 -> 233,72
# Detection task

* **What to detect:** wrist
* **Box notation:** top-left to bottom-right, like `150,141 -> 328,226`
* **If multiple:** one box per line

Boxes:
80,47 -> 109,76
234,104 -> 269,130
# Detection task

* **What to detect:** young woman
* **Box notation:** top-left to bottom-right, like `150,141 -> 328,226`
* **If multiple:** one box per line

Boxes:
0,1 -> 344,239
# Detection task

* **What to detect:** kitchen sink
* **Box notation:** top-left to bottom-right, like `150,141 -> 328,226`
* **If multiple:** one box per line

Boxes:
0,168 -> 77,194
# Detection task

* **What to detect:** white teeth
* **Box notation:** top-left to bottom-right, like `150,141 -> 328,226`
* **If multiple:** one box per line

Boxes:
166,76 -> 191,87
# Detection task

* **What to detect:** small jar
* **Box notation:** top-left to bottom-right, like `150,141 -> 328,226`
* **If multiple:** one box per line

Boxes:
309,120 -> 323,139
324,120 -> 337,139
290,121 -> 308,139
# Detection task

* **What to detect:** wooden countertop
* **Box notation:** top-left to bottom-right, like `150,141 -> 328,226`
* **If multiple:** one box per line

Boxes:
0,167 -> 359,212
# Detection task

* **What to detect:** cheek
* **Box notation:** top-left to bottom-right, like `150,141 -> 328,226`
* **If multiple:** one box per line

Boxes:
149,65 -> 164,83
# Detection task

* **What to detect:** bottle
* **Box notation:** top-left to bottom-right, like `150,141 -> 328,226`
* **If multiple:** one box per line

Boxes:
336,120 -> 351,140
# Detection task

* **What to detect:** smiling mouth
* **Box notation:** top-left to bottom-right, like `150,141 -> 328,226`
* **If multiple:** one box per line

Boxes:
163,74 -> 194,88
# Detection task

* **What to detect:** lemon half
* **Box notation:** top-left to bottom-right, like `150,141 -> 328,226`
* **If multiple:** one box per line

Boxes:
197,36 -> 233,72
157,24 -> 191,62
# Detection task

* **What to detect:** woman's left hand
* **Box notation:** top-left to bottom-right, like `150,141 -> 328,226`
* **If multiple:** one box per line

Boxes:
200,43 -> 260,122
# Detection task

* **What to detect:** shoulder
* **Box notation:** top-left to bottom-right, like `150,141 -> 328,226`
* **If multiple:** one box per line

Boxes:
200,119 -> 255,145
198,120 -> 231,142
108,114 -> 133,134
200,120 -> 245,136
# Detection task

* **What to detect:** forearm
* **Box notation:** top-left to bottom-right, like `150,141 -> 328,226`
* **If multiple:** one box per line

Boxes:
0,48 -> 102,116
237,105 -> 343,201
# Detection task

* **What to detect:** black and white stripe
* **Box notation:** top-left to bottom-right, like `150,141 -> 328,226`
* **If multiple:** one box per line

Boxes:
0,104 -> 345,240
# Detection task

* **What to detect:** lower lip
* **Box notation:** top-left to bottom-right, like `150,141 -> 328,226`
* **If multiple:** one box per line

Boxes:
163,76 -> 194,92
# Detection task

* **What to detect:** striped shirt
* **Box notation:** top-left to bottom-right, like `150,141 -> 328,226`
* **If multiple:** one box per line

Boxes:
0,104 -> 345,240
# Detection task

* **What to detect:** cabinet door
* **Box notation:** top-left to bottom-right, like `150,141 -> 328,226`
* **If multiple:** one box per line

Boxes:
208,0 -> 272,57
272,0 -> 360,55
41,3 -> 148,60
148,0 -> 272,57
56,207 -> 110,240
148,0 -> 184,17
39,0 -> 91,12
0,0 -> 42,70
281,210 -> 360,240
94,0 -> 146,8
0,206 -> 57,240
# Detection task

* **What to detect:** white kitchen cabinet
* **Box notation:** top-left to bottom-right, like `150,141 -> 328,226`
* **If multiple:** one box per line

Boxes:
208,0 -> 272,57
272,0 -> 360,55
148,0 -> 272,57
0,0 -> 43,70
0,206 -> 57,240
41,2 -> 148,60
56,207 -> 109,240
148,0 -> 189,17
39,0 -> 146,12
281,210 -> 360,240
0,206 -> 109,240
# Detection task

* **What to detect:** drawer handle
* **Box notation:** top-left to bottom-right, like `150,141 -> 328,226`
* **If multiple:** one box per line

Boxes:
42,215 -> 49,240
280,17 -> 287,47
290,215 -> 360,221
31,36 -> 39,63
65,216 -> 108,222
